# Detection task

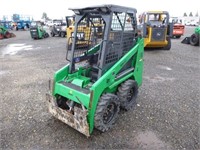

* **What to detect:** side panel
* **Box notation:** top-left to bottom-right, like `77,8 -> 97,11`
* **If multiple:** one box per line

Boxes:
88,38 -> 144,133
133,39 -> 144,86
53,65 -> 69,84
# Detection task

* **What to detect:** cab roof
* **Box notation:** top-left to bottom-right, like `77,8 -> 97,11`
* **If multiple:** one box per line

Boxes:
145,11 -> 169,14
69,4 -> 137,14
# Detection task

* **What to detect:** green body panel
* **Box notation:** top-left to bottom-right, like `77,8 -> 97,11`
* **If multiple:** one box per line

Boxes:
54,82 -> 90,107
53,65 -> 91,107
54,65 -> 70,83
194,27 -> 200,34
88,38 -> 144,133
52,38 -> 144,134
37,28 -> 43,38
0,26 -> 8,34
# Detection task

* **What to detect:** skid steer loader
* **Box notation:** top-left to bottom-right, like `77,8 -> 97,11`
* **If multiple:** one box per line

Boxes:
138,11 -> 173,50
30,21 -> 49,40
0,26 -> 16,40
46,4 -> 144,137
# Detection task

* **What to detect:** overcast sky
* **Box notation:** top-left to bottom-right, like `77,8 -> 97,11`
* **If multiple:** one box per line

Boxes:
0,0 -> 199,20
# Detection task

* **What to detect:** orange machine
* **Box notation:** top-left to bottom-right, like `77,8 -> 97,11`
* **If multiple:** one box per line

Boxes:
171,18 -> 185,38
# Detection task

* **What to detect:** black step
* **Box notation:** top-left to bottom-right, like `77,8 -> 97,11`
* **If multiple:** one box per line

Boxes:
60,81 -> 90,94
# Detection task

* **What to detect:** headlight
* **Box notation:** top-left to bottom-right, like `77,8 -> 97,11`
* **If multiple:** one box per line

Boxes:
57,28 -> 60,31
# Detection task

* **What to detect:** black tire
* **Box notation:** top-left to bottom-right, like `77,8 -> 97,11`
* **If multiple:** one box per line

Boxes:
61,32 -> 66,37
44,33 -> 49,38
163,37 -> 171,50
51,32 -> 55,37
117,79 -> 138,111
94,93 -> 120,132
175,35 -> 181,39
190,33 -> 199,46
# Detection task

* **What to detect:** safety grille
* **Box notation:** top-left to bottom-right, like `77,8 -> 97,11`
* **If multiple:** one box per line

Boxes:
151,27 -> 166,41
30,28 -> 38,37
73,17 -> 104,58
104,12 -> 135,68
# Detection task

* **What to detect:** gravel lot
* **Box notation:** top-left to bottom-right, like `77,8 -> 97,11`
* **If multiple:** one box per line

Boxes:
0,26 -> 199,150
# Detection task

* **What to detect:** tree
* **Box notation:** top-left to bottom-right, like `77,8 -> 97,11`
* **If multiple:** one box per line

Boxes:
189,12 -> 193,17
183,12 -> 187,17
41,12 -> 49,20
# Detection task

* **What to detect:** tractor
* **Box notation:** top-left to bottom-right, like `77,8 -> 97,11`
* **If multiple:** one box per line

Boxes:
46,4 -> 144,137
30,21 -> 49,39
181,26 -> 200,46
0,26 -> 16,40
138,11 -> 173,50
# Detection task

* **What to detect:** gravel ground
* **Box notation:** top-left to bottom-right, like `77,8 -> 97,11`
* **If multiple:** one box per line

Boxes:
0,26 -> 199,150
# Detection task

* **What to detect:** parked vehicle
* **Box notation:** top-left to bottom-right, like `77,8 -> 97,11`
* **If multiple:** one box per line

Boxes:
50,20 -> 67,37
0,26 -> 16,39
16,20 -> 31,30
138,11 -> 173,50
170,17 -> 185,38
30,21 -> 49,39
46,4 -> 144,137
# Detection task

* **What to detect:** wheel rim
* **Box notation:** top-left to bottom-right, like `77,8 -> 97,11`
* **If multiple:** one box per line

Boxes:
191,35 -> 197,43
103,102 -> 117,124
127,88 -> 134,102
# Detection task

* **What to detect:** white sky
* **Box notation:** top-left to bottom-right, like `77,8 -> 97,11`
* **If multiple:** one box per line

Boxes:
0,0 -> 199,20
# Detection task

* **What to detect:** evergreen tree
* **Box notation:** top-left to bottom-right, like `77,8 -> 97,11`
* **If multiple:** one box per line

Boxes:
41,12 -> 49,20
183,12 -> 187,17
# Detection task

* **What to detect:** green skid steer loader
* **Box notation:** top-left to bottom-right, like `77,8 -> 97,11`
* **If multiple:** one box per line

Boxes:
30,21 -> 49,40
0,26 -> 16,39
46,4 -> 144,137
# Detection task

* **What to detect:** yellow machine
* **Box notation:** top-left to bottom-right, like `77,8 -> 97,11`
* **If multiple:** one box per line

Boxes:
138,11 -> 173,50
66,16 -> 103,50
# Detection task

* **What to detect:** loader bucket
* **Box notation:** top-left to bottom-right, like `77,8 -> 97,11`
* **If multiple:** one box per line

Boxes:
46,93 -> 90,137
0,33 -> 4,39
10,33 -> 16,38
4,31 -> 11,38
181,37 -> 190,44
